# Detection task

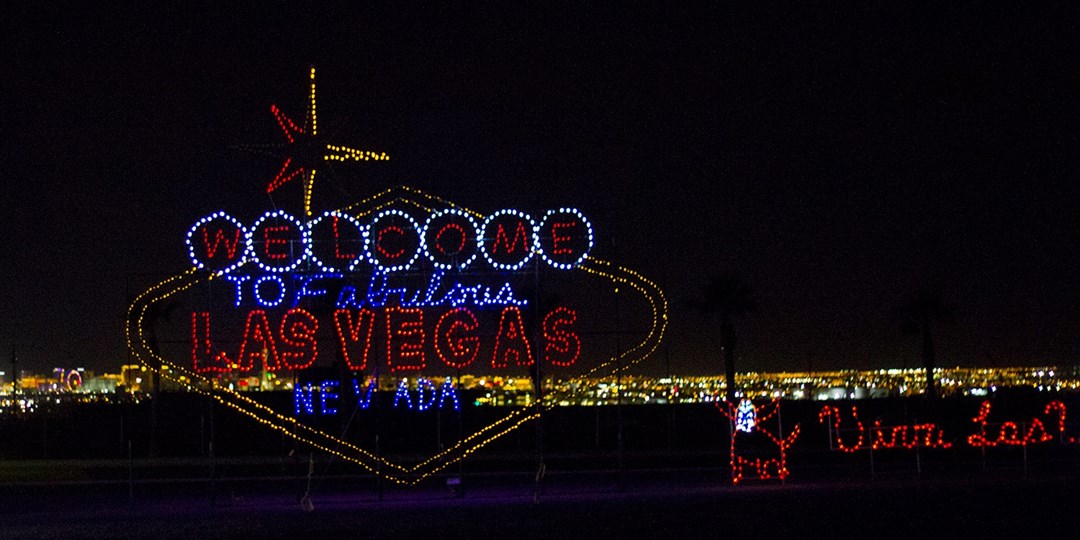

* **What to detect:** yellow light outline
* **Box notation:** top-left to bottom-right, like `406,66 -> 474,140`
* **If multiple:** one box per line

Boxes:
127,186 -> 668,485
270,67 -> 390,218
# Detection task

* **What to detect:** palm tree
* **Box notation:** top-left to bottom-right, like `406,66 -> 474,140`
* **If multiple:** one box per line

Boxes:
896,289 -> 954,399
694,274 -> 757,402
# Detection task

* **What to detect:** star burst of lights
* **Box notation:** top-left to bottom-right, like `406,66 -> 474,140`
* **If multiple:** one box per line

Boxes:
247,67 -> 389,217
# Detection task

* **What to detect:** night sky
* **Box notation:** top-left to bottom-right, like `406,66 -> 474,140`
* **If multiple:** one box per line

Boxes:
4,3 -> 1080,375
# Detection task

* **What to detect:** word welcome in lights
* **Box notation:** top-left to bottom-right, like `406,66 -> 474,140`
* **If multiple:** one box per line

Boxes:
187,205 -> 593,375
187,207 -> 594,275
128,63 -> 669,485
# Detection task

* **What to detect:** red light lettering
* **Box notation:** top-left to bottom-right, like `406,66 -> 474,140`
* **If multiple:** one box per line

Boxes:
491,220 -> 529,255
377,225 -> 406,259
967,401 -> 1061,447
279,308 -> 318,370
542,306 -> 579,366
263,225 -> 291,260
491,306 -> 534,368
334,308 -> 376,371
435,222 -> 467,255
551,221 -> 575,255
435,308 -> 480,368
237,310 -> 281,371
332,215 -> 358,260
201,227 -> 243,260
191,312 -> 232,373
386,307 -> 425,372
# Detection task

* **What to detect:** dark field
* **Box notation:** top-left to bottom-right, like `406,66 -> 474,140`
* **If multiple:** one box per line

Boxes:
3,394 -> 1080,538
3,471 -> 1079,538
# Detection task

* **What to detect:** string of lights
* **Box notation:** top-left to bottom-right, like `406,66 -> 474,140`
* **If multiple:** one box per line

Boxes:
126,268 -> 412,478
966,400 -> 1067,447
717,399 -> 800,484
135,66 -> 666,483
131,184 -> 670,485
819,401 -> 1073,453
260,67 -> 391,217
578,258 -> 669,379
818,405 -> 953,451
188,206 -> 594,273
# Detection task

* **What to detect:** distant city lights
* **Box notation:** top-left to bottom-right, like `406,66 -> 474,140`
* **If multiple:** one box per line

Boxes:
2,365 -> 1076,409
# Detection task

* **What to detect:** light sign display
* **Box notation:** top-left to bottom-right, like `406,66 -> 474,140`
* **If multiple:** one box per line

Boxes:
186,206 -> 590,375
187,206 -> 593,276
717,399 -> 800,484
126,69 -> 669,486
818,400 -> 1073,453
718,399 -> 1078,485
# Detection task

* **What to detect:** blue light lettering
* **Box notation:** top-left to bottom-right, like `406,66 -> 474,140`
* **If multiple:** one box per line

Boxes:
254,274 -> 287,307
352,271 -> 527,309
295,377 -> 460,415
352,377 -> 376,409
293,272 -> 342,307
320,380 -> 339,415
416,378 -> 436,411
225,275 -> 252,307
295,383 -> 316,415
337,285 -> 361,308
393,379 -> 413,409
439,378 -> 461,411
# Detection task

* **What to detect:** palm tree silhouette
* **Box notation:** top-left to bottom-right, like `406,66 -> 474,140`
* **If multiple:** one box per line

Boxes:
896,289 -> 954,399
694,274 -> 757,402
140,297 -> 180,458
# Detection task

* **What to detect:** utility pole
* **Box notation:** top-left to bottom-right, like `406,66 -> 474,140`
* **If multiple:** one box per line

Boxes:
532,253 -> 545,503
11,344 -> 18,394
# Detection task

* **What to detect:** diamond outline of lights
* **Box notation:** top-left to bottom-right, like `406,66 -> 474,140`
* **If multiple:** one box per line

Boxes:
479,209 -> 538,271
421,208 -> 481,271
366,208 -> 422,273
134,188 -> 669,485
246,210 -> 310,273
186,211 -> 248,275
306,210 -> 368,273
736,399 -> 756,433
536,207 -> 594,270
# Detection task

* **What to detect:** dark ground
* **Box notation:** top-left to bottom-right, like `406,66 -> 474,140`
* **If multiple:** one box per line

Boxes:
4,396 -> 1080,537
2,468 -> 1078,539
